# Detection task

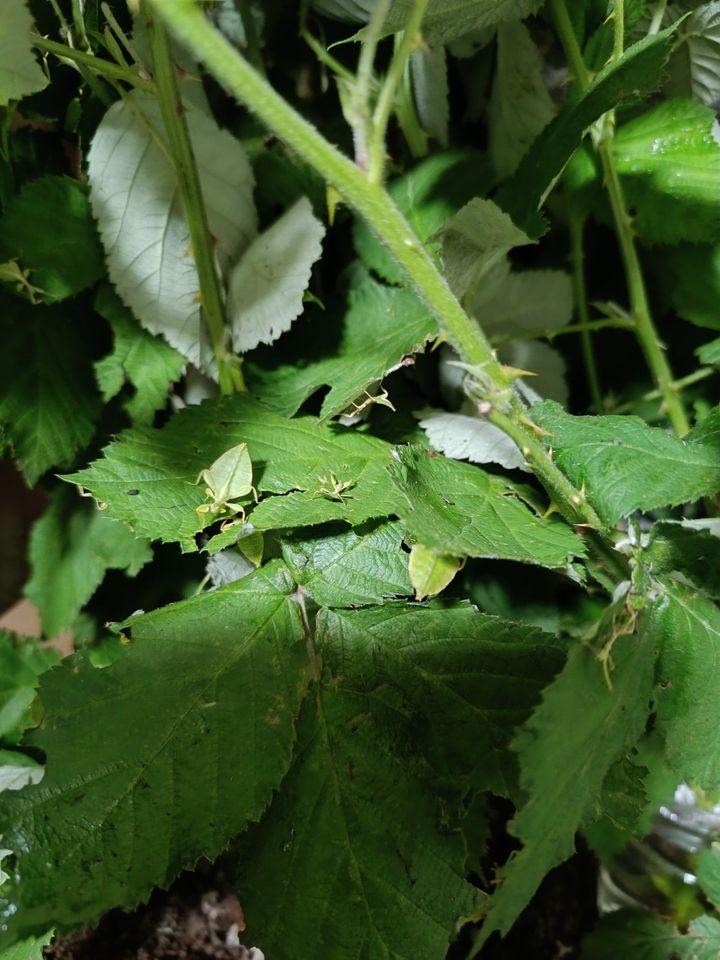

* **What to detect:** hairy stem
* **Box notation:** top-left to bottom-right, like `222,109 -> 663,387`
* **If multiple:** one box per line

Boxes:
148,13 -> 239,394
549,0 -> 689,435
149,0 -> 614,536
368,0 -> 430,184
33,35 -> 154,91
352,0 -> 391,168
569,213 -> 603,411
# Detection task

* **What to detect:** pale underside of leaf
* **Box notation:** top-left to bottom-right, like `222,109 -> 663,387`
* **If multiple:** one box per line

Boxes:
0,0 -> 48,106
87,91 -> 256,373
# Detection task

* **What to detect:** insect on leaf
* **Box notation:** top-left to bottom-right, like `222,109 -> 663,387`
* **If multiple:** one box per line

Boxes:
196,443 -> 255,515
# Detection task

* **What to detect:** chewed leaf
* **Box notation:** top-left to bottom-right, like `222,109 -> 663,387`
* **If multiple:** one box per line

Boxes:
87,91 -> 256,373
229,197 -> 325,353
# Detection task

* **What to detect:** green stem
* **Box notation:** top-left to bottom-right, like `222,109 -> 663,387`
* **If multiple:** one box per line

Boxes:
569,213 -> 603,411
549,0 -> 689,436
492,317 -> 633,344
148,12 -> 239,394
368,0 -> 431,184
611,367 -> 715,414
353,0 -> 391,169
33,35 -> 154,91
614,0 -> 625,61
149,0 -> 613,537
395,53 -> 429,158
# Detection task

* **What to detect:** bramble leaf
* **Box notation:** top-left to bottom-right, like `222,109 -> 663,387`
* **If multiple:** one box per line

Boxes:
0,300 -> 100,484
247,269 -> 436,419
0,0 -> 47,106
388,445 -> 584,569
651,581 -> 720,791
0,564 -> 308,940
87,91 -> 256,372
354,150 -> 491,284
583,911 -> 720,960
488,21 -> 555,180
312,0 -> 541,43
612,98 -> 720,244
0,632 -> 58,743
479,630 -> 656,941
417,409 -> 528,471
496,27 -> 675,234
408,543 -> 463,600
25,488 -> 152,637
0,933 -> 53,960
280,520 -> 412,607
228,197 -> 325,353
94,286 -> 186,425
66,395 -> 399,550
532,401 -> 720,524
0,177 -> 103,301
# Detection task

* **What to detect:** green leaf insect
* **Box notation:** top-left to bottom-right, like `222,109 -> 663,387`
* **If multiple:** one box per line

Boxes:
194,443 -> 258,520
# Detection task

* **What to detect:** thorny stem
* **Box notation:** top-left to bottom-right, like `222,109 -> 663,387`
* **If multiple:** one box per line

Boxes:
148,12 -> 240,394
149,0 -> 623,555
569,212 -> 604,411
33,35 -> 155,91
549,0 -> 690,436
367,0 -> 431,184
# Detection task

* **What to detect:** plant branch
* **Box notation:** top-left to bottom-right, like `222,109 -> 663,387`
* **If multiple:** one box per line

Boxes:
352,0 -> 391,168
368,0 -> 431,184
33,35 -> 155,91
548,0 -> 689,436
569,213 -> 603,411
148,0 -> 614,538
147,12 -> 239,394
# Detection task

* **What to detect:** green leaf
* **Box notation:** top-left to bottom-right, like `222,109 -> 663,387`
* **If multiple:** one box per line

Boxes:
584,911 -> 720,960
388,445 -> 584,569
656,244 -> 720,330
532,401 -> 720,525
612,98 -> 720,244
0,632 -> 58,743
470,269 -> 573,337
353,150 -> 491,284
0,933 -> 53,960
409,44 -> 449,147
408,543 -> 463,600
66,395 -> 398,550
94,285 -> 186,425
280,520 -> 412,607
0,177 -> 103,301
25,488 -> 152,637
0,563 -> 309,940
312,0 -> 541,43
488,20 -> 556,180
698,336 -> 720,363
698,847 -> 720,910
0,300 -> 100,484
440,197 -> 533,299
417,409 -> 528,471
651,581 -> 720,791
0,0 -> 47,106
496,27 -> 674,234
479,630 -> 656,941
646,519 -> 720,598
87,91 -> 256,372
228,197 -> 325,353
248,268 -> 436,419
318,603 -> 565,797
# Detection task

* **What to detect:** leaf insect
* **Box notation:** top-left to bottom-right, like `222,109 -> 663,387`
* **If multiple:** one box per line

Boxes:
195,443 -> 258,520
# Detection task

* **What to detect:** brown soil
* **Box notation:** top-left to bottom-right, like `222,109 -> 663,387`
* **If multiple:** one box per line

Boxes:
43,885 -> 264,960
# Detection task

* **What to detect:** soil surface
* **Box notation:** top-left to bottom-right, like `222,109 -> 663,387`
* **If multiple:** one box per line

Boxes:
43,881 -> 264,960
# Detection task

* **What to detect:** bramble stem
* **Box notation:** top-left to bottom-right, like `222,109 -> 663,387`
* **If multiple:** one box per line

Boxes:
148,13 -> 239,394
548,0 -> 689,435
33,35 -> 154,91
149,0 -> 614,537
569,213 -> 603,411
367,0 -> 430,184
